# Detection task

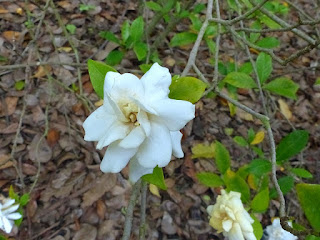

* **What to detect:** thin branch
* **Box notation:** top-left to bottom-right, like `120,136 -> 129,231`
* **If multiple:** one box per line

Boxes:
212,0 -> 221,88
0,62 -> 87,70
139,180 -> 148,240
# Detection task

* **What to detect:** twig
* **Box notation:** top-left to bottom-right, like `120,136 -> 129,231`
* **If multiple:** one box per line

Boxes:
122,180 -> 142,240
0,62 -> 87,70
212,0 -> 221,87
139,180 -> 148,240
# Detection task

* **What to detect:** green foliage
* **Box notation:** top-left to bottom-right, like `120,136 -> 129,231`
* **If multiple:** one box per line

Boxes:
170,32 -> 198,47
142,166 -> 167,190
15,80 -> 25,91
247,159 -> 271,177
296,184 -> 320,231
290,168 -> 313,179
139,64 -> 152,73
130,17 -> 144,43
249,20 -> 261,43
223,72 -> 257,88
263,77 -> 299,99
87,59 -> 117,99
133,42 -> 148,61
270,176 -> 294,198
145,1 -> 162,11
233,136 -> 248,147
66,24 -> 76,34
0,55 -> 8,62
105,50 -> 124,66
224,170 -> 250,203
121,20 -> 130,43
256,37 -> 280,48
251,214 -> 264,240
251,188 -> 269,213
196,172 -> 224,187
169,76 -> 207,103
79,4 -> 95,11
99,31 -> 120,44
191,142 -> 215,159
276,130 -> 309,164
256,52 -> 272,84
0,235 -> 7,240
9,186 -> 29,226
238,62 -> 253,74
214,141 -> 231,174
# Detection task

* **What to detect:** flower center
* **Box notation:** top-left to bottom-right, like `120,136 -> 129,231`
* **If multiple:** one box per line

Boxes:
122,102 -> 139,125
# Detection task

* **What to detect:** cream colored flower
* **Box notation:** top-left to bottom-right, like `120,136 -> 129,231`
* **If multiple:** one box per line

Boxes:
264,218 -> 297,240
83,63 -> 195,182
207,190 -> 256,240
0,198 -> 22,233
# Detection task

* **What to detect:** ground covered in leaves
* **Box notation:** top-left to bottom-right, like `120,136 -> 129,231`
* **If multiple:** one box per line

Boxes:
0,0 -> 320,239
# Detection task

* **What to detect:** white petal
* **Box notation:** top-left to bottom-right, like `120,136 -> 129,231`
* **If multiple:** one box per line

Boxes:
137,111 -> 151,136
83,106 -> 116,141
3,204 -> 19,215
96,122 -> 129,150
228,223 -> 245,240
222,219 -> 233,232
2,199 -> 15,209
119,126 -> 146,149
151,99 -> 195,131
141,63 -> 171,101
170,131 -> 184,158
129,157 -> 154,183
136,121 -> 172,168
243,231 -> 257,240
100,142 -> 138,173
3,217 -> 12,233
7,213 -> 22,220
103,71 -> 120,96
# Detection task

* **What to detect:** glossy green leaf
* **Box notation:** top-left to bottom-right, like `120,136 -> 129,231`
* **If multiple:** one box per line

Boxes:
276,130 -> 309,164
66,24 -> 76,34
196,172 -> 224,187
170,32 -> 197,47
239,62 -> 253,74
291,168 -> 313,179
130,17 -> 144,43
233,136 -> 248,146
247,128 -> 255,143
15,80 -> 25,91
247,159 -> 271,177
105,50 -> 124,66
133,42 -> 148,61
256,37 -> 280,48
306,235 -> 320,240
87,59 -> 117,99
251,188 -> 269,213
223,72 -> 257,89
191,142 -> 215,159
249,20 -> 261,43
296,183 -> 320,231
251,214 -> 263,240
142,166 -> 167,190
121,20 -> 130,43
99,31 -> 120,44
263,77 -> 299,99
270,176 -> 294,198
256,52 -> 272,84
224,170 -> 250,203
145,1 -> 162,11
139,64 -> 152,73
215,141 -> 230,174
169,76 -> 207,103
20,193 -> 30,206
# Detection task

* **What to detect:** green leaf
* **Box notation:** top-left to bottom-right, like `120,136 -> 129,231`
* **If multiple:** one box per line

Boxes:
247,159 -> 271,177
196,172 -> 224,187
169,76 -> 207,103
133,42 -> 148,61
15,80 -> 25,91
121,20 -> 130,43
0,234 -> 8,240
87,59 -> 117,99
205,38 -> 216,54
223,72 -> 257,89
105,50 -> 124,66
130,17 -> 144,43
66,24 -> 76,34
0,55 -> 8,62
259,15 -> 281,29
256,37 -> 280,48
193,3 -> 206,13
315,78 -> 320,86
251,214 -> 264,240
263,77 -> 299,99
270,176 -> 294,198
233,136 -> 248,147
192,142 -> 215,159
224,170 -> 250,203
79,4 -> 95,11
139,64 -> 152,73
239,62 -> 253,74
251,188 -> 269,213
9,185 -> 19,201
306,235 -> 320,240
247,128 -> 255,143
249,20 -> 261,43
145,1 -> 162,11
291,168 -> 313,179
20,193 -> 30,206
296,183 -> 320,231
170,32 -> 198,47
99,31 -> 120,44
276,130 -> 309,164
142,166 -> 167,190
215,141 -> 230,174
256,52 -> 272,84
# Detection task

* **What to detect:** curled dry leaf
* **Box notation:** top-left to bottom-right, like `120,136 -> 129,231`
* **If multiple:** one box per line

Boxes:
278,99 -> 293,120
28,134 -> 52,163
0,96 -> 18,117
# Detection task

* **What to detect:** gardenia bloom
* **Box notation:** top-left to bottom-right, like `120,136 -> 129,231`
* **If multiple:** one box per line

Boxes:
207,190 -> 256,240
0,198 -> 22,233
264,218 -> 297,240
83,63 -> 195,182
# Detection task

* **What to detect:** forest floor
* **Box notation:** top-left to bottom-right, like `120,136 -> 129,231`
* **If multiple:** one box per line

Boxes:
0,0 -> 320,239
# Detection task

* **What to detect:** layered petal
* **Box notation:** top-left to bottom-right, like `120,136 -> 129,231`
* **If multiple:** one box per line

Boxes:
83,106 -> 116,141
3,217 -> 12,233
100,142 -> 138,173
7,212 -> 22,220
170,131 -> 184,158
137,110 -> 151,136
3,204 -> 19,215
136,120 -> 172,168
2,199 -> 15,209
119,126 -> 146,149
129,157 -> 154,183
96,122 -> 129,149
141,63 -> 171,101
151,99 -> 195,131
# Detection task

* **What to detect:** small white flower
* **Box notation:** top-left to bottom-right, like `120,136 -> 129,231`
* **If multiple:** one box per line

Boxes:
207,190 -> 256,240
83,63 -> 195,182
0,198 -> 22,234
264,218 -> 297,240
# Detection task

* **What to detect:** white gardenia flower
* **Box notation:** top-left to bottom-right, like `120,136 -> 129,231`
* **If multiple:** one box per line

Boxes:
264,218 -> 297,240
207,190 -> 256,240
83,63 -> 195,182
0,198 -> 22,233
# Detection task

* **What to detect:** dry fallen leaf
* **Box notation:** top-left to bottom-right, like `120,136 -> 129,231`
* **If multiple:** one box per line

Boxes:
0,6 -> 9,14
0,96 -> 19,116
47,128 -> 60,146
33,65 -> 52,79
94,99 -> 103,107
96,199 -> 107,220
278,99 -> 292,120
2,31 -> 20,42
